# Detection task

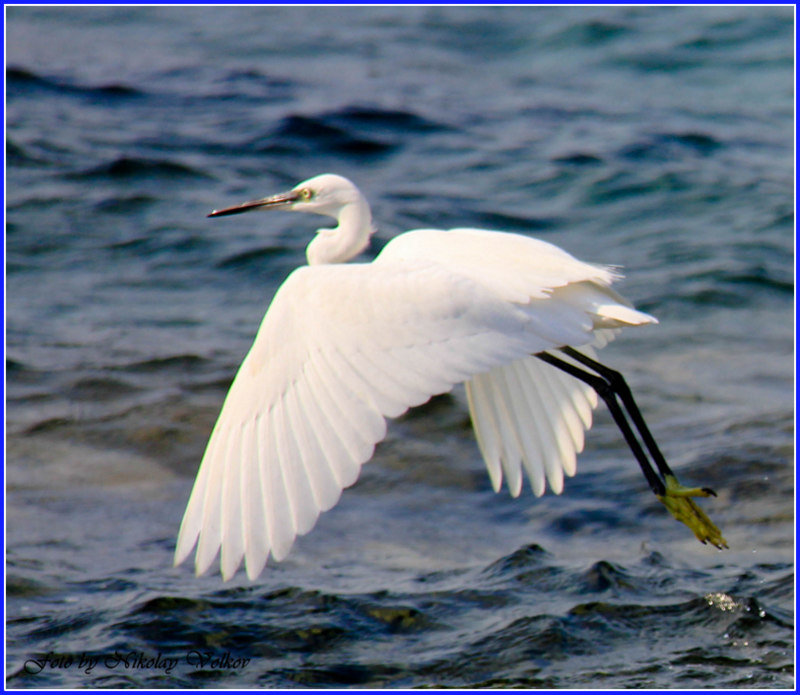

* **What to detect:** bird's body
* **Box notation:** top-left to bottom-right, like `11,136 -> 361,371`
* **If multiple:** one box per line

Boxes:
175,174 -> 725,581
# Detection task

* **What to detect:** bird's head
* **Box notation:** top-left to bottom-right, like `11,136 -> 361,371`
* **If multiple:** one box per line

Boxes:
208,173 -> 362,220
208,173 -> 373,265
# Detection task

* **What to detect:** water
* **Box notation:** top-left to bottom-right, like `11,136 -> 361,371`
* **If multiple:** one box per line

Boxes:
5,5 -> 794,689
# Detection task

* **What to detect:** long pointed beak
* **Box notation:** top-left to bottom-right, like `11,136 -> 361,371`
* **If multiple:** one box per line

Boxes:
208,191 -> 300,218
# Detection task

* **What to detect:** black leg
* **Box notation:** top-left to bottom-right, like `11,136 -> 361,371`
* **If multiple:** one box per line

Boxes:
537,347 -> 727,549
536,349 -> 667,496
559,347 -> 677,480
557,347 -> 716,498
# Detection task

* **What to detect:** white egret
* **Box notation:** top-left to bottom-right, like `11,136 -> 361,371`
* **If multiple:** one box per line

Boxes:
175,173 -> 726,581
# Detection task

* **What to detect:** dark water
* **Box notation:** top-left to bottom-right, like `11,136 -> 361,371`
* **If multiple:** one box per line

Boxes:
5,6 -> 795,689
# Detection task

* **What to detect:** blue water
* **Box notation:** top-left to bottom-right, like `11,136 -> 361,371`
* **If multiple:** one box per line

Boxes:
5,5 -> 794,689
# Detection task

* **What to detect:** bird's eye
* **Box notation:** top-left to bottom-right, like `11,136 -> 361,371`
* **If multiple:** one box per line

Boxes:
300,188 -> 314,201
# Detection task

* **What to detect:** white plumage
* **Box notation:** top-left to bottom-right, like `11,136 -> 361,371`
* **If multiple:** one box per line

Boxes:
175,174 -> 657,580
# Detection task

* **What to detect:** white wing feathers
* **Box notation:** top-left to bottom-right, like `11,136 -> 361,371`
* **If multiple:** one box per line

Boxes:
466,350 -> 599,499
175,229 -> 656,580
378,228 -> 619,303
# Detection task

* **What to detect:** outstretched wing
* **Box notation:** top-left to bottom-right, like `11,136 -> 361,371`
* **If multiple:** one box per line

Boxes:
385,229 -> 655,501
175,229 -> 654,580
466,347 -> 600,499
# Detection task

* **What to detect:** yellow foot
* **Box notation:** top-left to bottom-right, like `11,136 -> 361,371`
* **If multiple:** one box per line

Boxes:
657,474 -> 728,549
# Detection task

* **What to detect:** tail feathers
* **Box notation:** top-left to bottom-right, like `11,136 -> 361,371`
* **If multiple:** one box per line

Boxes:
594,303 -> 658,328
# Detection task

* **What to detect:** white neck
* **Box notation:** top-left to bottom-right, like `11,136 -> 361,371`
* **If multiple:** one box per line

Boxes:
306,196 -> 373,265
